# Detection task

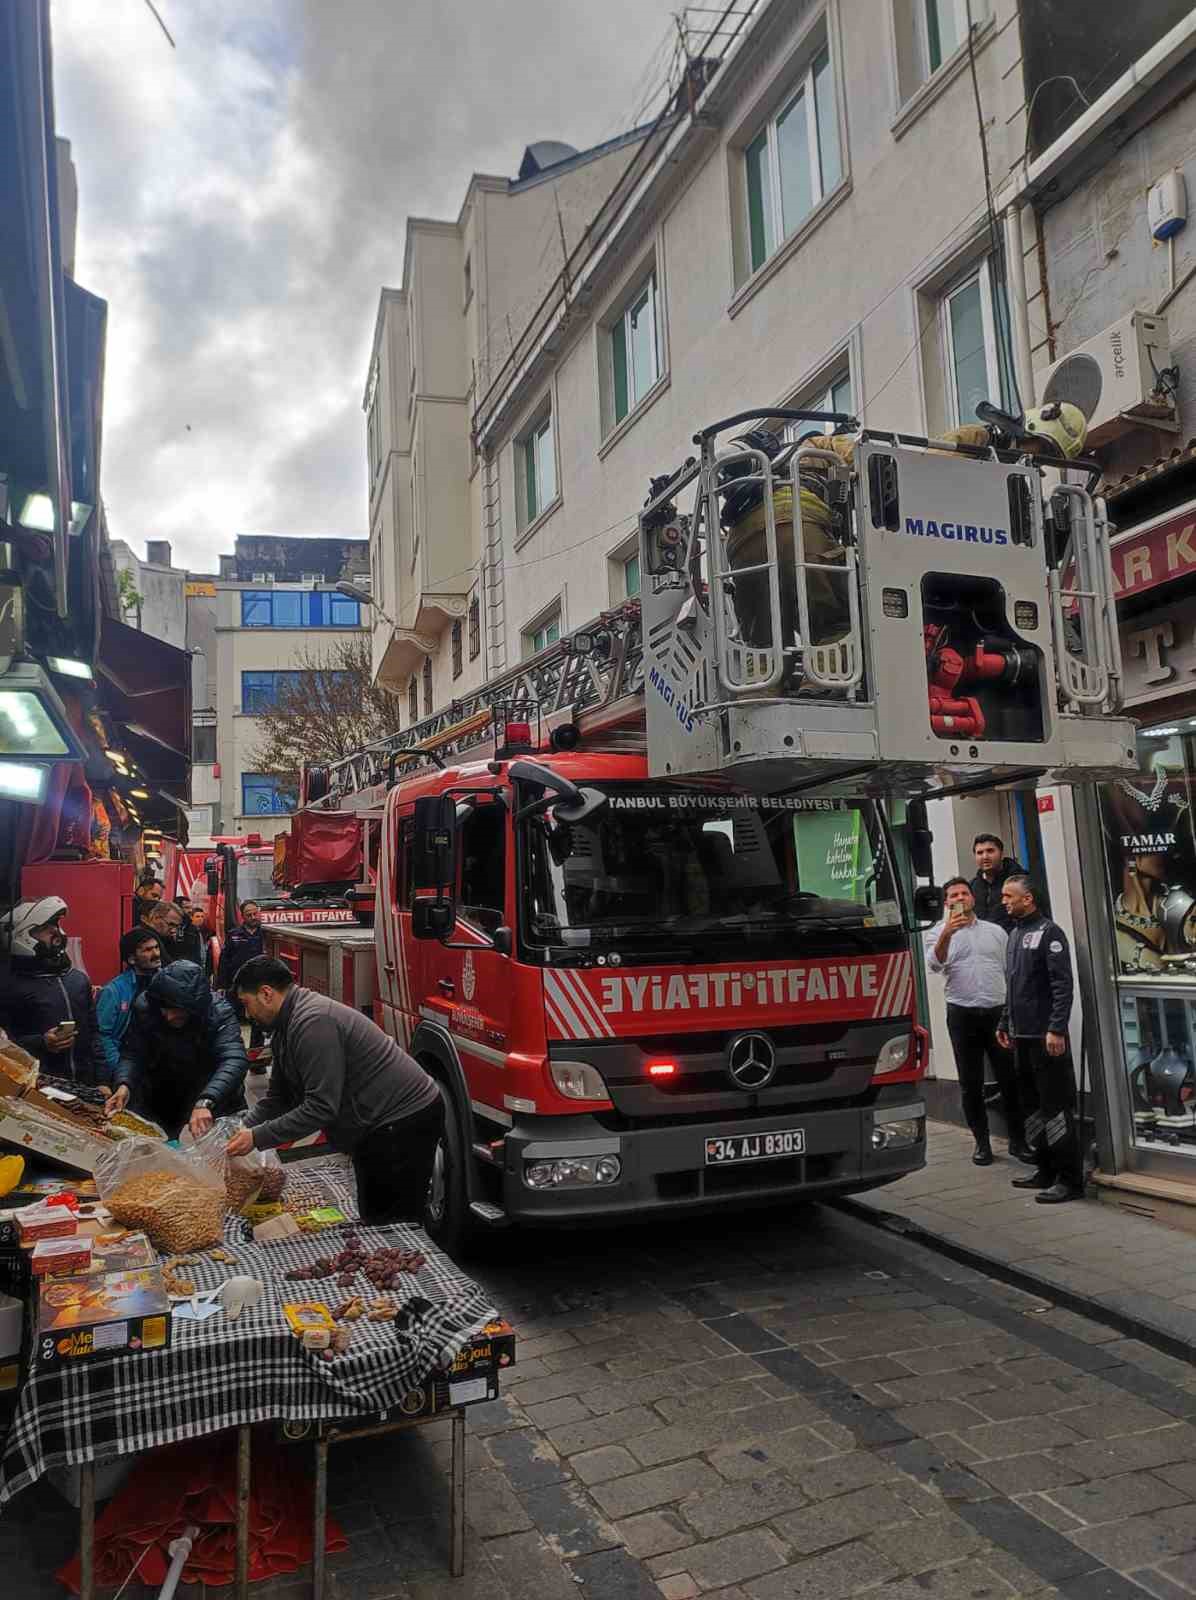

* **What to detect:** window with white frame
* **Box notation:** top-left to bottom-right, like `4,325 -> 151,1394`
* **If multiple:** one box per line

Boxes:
623,550 -> 641,599
780,368 -> 854,443
744,43 -> 841,276
609,271 -> 661,428
524,607 -> 561,658
366,365 -> 381,485
516,403 -> 557,531
896,0 -> 989,101
940,256 -> 1014,428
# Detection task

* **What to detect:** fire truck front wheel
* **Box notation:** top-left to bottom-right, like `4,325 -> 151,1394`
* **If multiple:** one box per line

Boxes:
424,1087 -> 473,1258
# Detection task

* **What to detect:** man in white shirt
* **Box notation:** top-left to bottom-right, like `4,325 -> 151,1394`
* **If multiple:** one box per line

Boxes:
925,877 -> 1033,1167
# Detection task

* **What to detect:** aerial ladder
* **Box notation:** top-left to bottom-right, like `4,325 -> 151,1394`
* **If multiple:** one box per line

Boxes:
302,407 -> 1134,813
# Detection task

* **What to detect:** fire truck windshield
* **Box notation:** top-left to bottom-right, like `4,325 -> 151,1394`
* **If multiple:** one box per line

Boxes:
236,852 -> 279,905
522,786 -> 903,953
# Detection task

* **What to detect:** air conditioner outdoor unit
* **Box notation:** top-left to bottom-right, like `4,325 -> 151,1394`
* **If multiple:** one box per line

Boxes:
1034,311 -> 1178,448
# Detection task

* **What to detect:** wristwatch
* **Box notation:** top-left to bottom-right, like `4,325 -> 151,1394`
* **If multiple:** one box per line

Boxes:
195,1097 -> 214,1111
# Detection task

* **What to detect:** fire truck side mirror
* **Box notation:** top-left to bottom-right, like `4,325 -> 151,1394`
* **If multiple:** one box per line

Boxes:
913,885 -> 944,927
412,795 -> 457,893
906,799 -> 934,880
412,898 -> 456,941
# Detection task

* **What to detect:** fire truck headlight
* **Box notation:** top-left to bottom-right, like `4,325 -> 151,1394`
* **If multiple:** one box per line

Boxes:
873,1033 -> 913,1075
871,1117 -> 922,1151
550,1060 -> 610,1101
522,1155 -> 622,1189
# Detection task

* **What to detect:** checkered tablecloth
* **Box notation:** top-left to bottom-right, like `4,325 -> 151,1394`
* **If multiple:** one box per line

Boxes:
0,1158 -> 496,1506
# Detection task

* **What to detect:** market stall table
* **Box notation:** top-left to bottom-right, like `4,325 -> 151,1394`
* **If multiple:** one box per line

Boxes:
0,1158 -> 500,1600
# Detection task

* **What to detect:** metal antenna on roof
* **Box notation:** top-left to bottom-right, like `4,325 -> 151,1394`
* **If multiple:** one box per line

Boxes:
141,0 -> 176,48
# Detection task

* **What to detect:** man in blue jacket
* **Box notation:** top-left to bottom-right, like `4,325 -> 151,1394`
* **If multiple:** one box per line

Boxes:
105,961 -> 249,1140
96,928 -> 162,1082
997,875 -> 1082,1204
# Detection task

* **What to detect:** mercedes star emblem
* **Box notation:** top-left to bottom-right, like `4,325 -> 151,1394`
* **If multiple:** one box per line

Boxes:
727,1032 -> 776,1091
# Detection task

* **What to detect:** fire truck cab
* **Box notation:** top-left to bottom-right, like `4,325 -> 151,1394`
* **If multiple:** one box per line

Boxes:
308,407 -> 1136,1256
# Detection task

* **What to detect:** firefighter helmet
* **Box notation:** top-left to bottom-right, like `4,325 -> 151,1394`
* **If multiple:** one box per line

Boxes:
0,897 -> 68,958
1024,401 -> 1087,459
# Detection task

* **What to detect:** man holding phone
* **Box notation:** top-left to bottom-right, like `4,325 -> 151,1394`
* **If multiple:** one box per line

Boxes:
0,898 -> 107,1085
925,877 -> 1032,1166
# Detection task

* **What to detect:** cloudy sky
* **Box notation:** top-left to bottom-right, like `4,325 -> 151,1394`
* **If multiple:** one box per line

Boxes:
50,0 -> 689,570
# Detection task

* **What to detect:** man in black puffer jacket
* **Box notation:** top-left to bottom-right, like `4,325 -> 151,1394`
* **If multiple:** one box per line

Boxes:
106,961 -> 248,1140
0,897 -> 107,1086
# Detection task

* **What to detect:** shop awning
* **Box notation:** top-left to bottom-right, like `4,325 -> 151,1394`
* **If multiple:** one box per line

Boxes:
96,614 -> 192,796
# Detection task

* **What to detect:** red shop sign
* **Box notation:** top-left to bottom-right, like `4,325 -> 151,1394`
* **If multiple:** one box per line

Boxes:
1110,499 -> 1196,600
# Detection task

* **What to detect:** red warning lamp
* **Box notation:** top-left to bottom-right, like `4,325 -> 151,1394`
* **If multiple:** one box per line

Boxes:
504,721 -> 532,749
647,1061 -> 678,1078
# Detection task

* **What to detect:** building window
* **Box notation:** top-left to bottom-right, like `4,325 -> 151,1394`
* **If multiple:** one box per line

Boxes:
463,254 -> 472,307
240,590 -> 360,628
241,668 -> 352,713
623,552 -> 641,599
422,656 -> 433,716
468,595 -> 481,660
524,608 -> 561,658
242,670 -> 302,713
745,45 -> 841,275
241,774 -> 297,816
451,619 -> 463,679
895,0 -> 989,103
366,361 -> 381,485
611,272 -> 661,426
940,257 -> 1014,427
192,724 -> 216,764
781,368 -> 854,442
408,677 -> 419,725
516,404 -> 557,530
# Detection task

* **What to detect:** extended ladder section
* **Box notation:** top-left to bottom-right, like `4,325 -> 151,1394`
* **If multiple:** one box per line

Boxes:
638,411 -> 1137,796
301,602 -> 646,812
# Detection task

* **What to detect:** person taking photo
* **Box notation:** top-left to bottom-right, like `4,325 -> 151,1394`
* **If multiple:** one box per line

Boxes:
925,877 -> 1033,1167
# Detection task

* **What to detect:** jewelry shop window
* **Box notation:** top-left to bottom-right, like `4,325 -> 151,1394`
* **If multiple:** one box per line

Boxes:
1101,717 -> 1196,1153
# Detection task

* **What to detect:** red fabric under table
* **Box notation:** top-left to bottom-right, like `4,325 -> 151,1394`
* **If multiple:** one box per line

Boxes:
57,1434 -> 348,1593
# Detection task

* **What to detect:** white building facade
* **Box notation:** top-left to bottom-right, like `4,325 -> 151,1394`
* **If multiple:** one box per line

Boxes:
186,537 -> 370,844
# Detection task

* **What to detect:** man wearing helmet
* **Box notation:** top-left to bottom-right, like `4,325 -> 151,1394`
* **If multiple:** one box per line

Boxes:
0,898 -> 108,1085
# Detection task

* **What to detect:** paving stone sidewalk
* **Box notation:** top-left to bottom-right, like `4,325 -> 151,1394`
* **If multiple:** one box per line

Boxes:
848,1121 -> 1196,1355
10,1198 -> 1196,1599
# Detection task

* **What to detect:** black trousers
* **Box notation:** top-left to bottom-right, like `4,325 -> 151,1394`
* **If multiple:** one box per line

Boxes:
352,1096 -> 445,1225
946,1003 -> 1024,1147
1013,1038 -> 1082,1189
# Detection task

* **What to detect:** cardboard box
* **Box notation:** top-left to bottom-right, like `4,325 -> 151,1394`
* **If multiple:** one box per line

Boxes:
88,1232 -> 155,1274
0,1096 -> 113,1175
18,1202 -> 78,1245
36,1266 -> 171,1366
32,1236 -> 93,1276
447,1319 -> 516,1381
276,1371 -> 501,1441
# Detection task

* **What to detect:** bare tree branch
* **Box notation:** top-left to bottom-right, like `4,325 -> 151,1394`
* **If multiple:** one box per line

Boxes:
247,636 -> 398,792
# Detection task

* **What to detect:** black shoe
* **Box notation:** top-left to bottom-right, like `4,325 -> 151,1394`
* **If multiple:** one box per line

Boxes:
1035,1181 -> 1084,1204
1011,1171 -> 1053,1190
972,1143 -> 994,1166
1008,1142 -> 1038,1165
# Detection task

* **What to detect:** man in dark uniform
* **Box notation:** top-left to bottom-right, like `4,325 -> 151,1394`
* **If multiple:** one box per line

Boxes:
997,875 -> 1083,1204
969,834 -> 1025,932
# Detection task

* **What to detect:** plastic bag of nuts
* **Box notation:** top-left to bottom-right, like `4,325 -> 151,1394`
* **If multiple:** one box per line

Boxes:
181,1116 -> 286,1213
95,1138 -> 226,1253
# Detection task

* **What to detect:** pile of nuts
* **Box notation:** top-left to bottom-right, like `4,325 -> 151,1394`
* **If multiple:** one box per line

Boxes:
107,1172 -> 225,1252
283,1234 -> 425,1291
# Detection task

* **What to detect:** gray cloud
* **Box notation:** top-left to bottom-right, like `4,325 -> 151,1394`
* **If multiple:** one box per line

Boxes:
50,0 -> 686,569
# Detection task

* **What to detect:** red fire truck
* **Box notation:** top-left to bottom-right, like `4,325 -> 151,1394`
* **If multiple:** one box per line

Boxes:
301,408 -> 1134,1254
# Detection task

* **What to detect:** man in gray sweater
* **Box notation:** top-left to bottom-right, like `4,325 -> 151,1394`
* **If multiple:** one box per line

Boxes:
225,956 -> 443,1225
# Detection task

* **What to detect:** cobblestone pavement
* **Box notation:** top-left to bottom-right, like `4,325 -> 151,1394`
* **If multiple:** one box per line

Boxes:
850,1122 -> 1196,1351
8,1198 -> 1196,1599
